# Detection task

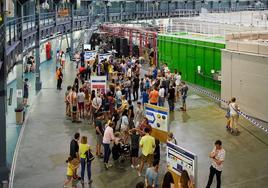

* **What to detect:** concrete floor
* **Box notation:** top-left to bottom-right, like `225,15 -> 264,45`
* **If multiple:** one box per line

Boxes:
13,57 -> 268,188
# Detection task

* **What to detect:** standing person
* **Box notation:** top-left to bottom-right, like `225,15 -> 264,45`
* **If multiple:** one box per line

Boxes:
158,86 -> 165,107
162,171 -> 175,188
102,94 -> 110,120
174,70 -> 182,101
142,89 -> 149,106
70,132 -> 80,159
79,136 -> 93,184
138,128 -> 155,176
65,86 -> 72,117
56,67 -> 63,90
95,112 -> 104,158
103,122 -> 115,169
229,97 -> 240,134
91,92 -> 102,123
120,110 -> 129,144
69,132 -> 80,179
145,160 -> 160,188
167,84 -> 176,112
180,81 -> 188,111
84,89 -> 91,119
154,139 -> 160,164
74,75 -> 79,94
206,140 -> 225,188
23,78 -> 29,106
133,75 -> 140,101
107,91 -> 115,118
77,88 -> 85,119
134,102 -> 144,127
140,78 -> 145,97
128,100 -> 135,129
74,52 -> 80,69
70,87 -> 78,123
149,86 -> 159,106
124,77 -> 132,100
129,129 -> 140,169
225,101 -> 231,131
178,170 -> 194,188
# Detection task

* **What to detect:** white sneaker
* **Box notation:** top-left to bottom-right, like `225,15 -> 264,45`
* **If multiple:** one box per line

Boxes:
135,164 -> 140,169
131,165 -> 135,168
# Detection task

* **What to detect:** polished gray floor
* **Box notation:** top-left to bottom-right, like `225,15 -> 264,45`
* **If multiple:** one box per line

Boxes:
13,58 -> 268,188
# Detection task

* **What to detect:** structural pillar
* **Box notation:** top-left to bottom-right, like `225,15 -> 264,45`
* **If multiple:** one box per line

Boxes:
168,1 -> 171,17
129,30 -> 132,56
218,1 -> 221,12
139,33 -> 143,57
16,60 -> 23,108
152,1 -> 155,24
35,0 -> 42,91
70,2 -> 74,58
209,1 -> 214,12
236,0 -> 239,10
135,1 -> 139,20
228,0 -> 232,10
0,1 -> 9,183
104,1 -> 109,22
120,1 -> 123,22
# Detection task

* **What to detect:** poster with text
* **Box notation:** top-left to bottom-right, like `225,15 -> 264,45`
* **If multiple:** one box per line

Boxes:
145,103 -> 169,132
167,142 -> 197,185
84,51 -> 96,62
90,76 -> 107,94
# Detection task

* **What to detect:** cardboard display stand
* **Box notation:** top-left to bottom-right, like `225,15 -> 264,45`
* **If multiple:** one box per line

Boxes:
144,103 -> 169,142
166,142 -> 197,188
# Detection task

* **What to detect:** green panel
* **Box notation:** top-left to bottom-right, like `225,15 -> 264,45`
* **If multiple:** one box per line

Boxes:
179,42 -> 187,80
195,43 -> 205,87
157,35 -> 225,92
186,44 -> 196,83
204,42 -> 214,90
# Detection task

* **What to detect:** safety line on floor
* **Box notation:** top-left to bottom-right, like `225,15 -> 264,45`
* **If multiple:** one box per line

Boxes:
189,85 -> 268,134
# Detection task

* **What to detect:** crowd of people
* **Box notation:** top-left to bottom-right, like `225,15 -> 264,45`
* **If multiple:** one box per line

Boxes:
61,52 -> 195,188
57,43 -> 234,188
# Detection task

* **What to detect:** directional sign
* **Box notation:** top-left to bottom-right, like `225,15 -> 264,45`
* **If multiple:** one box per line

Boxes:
144,103 -> 169,132
146,111 -> 156,124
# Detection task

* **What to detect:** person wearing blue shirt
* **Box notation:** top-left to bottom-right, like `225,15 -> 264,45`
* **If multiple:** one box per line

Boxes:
142,89 -> 149,105
153,67 -> 158,80
145,160 -> 159,188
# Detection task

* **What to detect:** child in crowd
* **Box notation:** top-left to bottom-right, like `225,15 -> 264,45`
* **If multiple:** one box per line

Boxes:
63,157 -> 80,188
167,132 -> 177,145
225,101 -> 231,131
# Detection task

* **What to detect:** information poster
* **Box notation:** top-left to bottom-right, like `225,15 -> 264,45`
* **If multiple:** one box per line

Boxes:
167,142 -> 197,185
90,76 -> 107,94
84,44 -> 91,51
84,51 -> 96,62
98,53 -> 112,63
145,103 -> 169,132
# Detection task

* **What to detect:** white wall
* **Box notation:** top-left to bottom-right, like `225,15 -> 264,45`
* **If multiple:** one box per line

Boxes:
221,50 -> 268,122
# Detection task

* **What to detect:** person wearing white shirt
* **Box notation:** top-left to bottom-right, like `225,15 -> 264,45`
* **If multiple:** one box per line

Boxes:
158,86 -> 165,107
229,97 -> 240,134
174,70 -> 182,101
77,88 -> 85,118
206,140 -> 225,188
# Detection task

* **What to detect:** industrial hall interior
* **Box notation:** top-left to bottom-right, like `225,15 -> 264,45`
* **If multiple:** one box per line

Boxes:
1,0 -> 268,188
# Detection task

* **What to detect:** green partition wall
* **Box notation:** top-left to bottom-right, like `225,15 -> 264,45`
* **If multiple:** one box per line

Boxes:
158,34 -> 225,92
